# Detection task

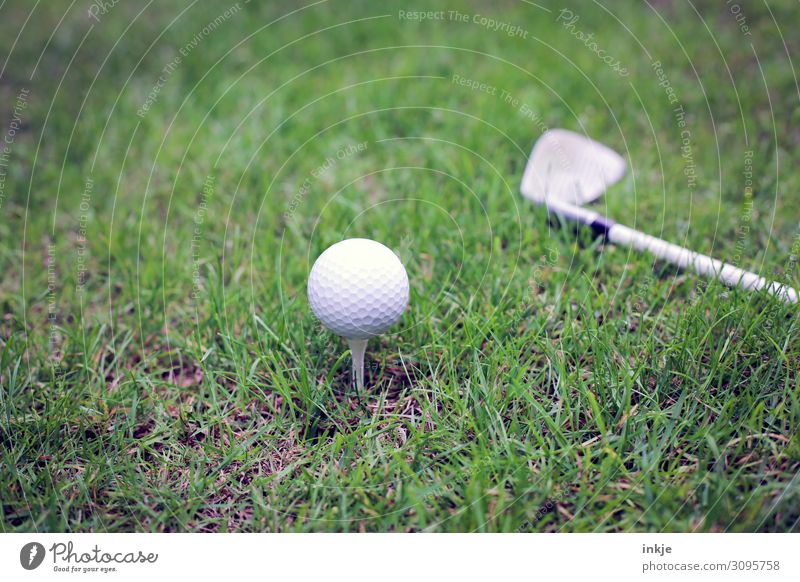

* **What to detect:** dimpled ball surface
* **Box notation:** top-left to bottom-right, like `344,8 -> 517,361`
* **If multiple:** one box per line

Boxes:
308,238 -> 409,339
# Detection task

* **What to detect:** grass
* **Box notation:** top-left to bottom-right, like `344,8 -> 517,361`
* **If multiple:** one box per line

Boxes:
1,0 -> 799,532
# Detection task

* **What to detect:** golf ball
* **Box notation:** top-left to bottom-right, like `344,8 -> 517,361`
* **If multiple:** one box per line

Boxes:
308,238 -> 409,339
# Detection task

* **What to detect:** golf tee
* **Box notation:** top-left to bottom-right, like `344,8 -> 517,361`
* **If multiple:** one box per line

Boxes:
348,338 -> 368,391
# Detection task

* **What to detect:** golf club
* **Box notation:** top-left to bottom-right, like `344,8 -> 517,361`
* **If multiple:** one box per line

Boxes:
520,129 -> 798,304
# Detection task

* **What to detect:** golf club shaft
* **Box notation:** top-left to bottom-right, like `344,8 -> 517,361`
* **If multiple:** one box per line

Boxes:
608,223 -> 798,304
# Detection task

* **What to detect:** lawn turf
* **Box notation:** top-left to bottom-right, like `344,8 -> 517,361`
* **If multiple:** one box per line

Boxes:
1,0 -> 799,532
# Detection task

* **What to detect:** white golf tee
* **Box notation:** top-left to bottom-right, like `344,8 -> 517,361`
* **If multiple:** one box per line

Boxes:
348,338 -> 368,391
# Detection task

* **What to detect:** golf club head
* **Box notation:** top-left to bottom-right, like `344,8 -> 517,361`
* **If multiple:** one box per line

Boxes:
520,128 -> 626,207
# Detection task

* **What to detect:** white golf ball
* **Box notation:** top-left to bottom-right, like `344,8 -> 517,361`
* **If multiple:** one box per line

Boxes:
308,238 -> 409,339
